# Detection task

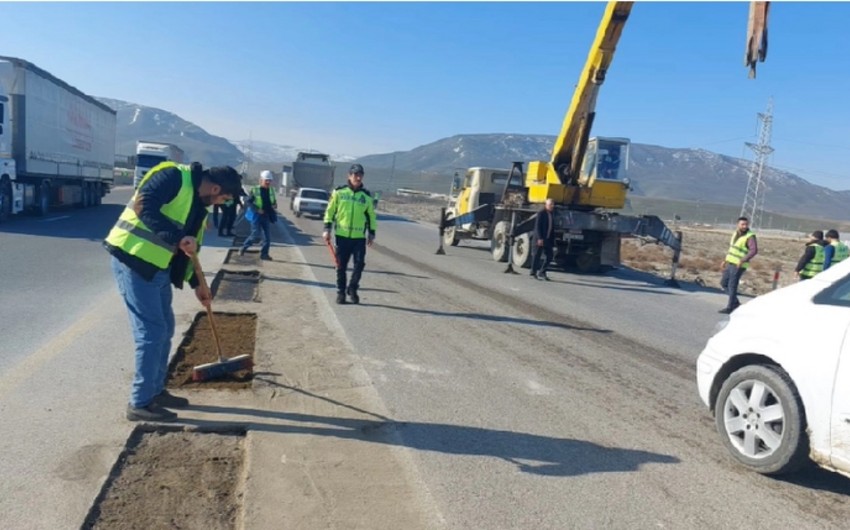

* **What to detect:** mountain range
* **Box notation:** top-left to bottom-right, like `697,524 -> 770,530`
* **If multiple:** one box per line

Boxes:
97,98 -> 847,221
354,134 -> 849,221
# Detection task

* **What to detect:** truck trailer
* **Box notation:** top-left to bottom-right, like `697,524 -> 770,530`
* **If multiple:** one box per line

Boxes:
0,56 -> 117,222
134,141 -> 185,189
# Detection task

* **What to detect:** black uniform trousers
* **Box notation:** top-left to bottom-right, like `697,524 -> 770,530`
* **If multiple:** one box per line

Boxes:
335,236 -> 367,294
531,240 -> 554,276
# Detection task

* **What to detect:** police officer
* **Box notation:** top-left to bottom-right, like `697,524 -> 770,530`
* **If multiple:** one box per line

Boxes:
796,230 -> 826,280
823,229 -> 849,270
104,162 -> 242,421
323,164 -> 377,304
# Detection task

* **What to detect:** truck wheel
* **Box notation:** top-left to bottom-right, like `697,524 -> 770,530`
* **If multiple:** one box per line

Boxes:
511,233 -> 533,269
93,183 -> 102,206
37,182 -> 50,217
491,221 -> 509,262
443,225 -> 459,247
0,180 -> 11,223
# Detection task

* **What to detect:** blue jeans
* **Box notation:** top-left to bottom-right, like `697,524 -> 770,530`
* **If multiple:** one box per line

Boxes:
242,216 -> 271,257
720,262 -> 746,309
111,256 -> 175,408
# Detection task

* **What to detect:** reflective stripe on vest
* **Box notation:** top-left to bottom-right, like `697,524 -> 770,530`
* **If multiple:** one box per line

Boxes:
832,241 -> 849,264
801,243 -> 825,278
105,162 -> 204,275
251,186 -> 276,210
725,230 -> 755,269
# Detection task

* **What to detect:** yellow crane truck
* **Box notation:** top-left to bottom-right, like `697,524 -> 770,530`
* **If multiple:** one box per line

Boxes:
438,1 -> 769,275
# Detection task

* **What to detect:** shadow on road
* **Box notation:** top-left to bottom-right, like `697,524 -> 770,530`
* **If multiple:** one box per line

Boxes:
376,213 -> 417,224
358,302 -> 610,332
776,461 -> 850,496
262,275 -> 398,294
182,401 -> 679,477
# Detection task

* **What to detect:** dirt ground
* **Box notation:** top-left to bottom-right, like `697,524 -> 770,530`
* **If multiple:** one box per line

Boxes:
167,313 -> 257,390
84,430 -> 244,530
378,194 -> 811,296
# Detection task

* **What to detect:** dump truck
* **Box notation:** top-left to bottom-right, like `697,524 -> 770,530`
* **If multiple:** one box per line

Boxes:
0,56 -> 117,222
285,151 -> 335,210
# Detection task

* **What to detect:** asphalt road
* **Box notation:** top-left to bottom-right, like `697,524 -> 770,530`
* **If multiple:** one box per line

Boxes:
285,206 -> 850,529
2,194 -> 850,529
0,188 -> 233,529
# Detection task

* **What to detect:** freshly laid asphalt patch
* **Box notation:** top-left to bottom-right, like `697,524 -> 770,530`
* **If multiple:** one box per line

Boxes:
83,427 -> 245,530
211,270 -> 261,302
167,312 -> 257,390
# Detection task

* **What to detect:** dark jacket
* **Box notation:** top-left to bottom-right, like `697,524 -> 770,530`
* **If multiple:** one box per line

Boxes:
534,209 -> 556,245
795,240 -> 826,273
104,165 -> 207,289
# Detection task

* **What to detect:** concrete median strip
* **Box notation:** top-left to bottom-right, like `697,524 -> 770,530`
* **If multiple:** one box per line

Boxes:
82,221 -> 443,529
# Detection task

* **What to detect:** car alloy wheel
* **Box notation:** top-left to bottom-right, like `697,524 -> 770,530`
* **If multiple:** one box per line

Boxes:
714,364 -> 808,475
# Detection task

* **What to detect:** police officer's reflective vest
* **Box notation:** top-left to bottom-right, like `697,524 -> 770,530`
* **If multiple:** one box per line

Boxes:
250,186 -> 276,210
831,240 -> 849,264
725,230 -> 755,269
323,185 -> 377,239
105,162 -> 205,281
800,243 -> 825,278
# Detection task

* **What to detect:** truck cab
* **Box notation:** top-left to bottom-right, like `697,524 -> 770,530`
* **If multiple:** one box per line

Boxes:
134,141 -> 185,189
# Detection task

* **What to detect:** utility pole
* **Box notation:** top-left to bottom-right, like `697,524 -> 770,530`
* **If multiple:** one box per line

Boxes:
740,98 -> 774,229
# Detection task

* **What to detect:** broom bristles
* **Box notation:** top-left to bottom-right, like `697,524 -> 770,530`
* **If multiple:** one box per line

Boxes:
191,355 -> 252,382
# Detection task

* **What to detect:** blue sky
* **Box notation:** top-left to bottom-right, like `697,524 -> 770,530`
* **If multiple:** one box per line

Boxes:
3,2 -> 849,189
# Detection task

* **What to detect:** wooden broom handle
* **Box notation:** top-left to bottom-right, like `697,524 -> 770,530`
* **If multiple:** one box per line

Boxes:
190,253 -> 224,360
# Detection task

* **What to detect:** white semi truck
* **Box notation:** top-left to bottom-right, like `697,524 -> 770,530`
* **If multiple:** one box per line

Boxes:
134,141 -> 185,189
0,56 -> 117,222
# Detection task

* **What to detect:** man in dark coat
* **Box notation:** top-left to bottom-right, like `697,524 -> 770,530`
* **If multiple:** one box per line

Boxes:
531,198 -> 556,280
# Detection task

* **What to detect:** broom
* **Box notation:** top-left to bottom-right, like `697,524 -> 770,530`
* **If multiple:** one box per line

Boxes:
189,253 -> 252,382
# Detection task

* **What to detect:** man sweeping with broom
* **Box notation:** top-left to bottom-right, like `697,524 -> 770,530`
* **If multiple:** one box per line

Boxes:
104,161 -> 243,422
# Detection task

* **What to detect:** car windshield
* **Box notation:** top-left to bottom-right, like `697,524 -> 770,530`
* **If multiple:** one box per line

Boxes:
301,190 -> 328,200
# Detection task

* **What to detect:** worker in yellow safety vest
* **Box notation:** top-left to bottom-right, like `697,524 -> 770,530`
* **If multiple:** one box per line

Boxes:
796,230 -> 826,280
719,216 -> 758,314
104,161 -> 242,422
823,229 -> 849,270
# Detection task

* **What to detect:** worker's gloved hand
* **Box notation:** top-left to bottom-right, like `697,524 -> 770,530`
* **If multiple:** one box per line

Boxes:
537,238 -> 544,247
322,231 -> 331,243
179,236 -> 198,256
367,234 -> 375,247
194,285 -> 212,308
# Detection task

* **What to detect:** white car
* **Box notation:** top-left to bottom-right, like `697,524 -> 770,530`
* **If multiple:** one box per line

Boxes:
292,187 -> 329,218
697,258 -> 850,478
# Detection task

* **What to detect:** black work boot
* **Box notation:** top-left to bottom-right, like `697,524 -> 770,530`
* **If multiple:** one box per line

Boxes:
154,390 -> 189,408
336,292 -> 347,304
126,403 -> 177,422
346,286 -> 360,304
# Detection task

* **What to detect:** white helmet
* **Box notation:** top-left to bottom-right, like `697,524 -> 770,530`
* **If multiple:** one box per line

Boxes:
260,170 -> 273,181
